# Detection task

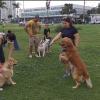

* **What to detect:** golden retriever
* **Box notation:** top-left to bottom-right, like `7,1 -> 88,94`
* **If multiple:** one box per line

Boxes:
60,37 -> 93,89
0,58 -> 17,91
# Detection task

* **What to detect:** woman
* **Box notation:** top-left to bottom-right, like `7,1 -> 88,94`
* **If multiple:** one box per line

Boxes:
50,17 -> 80,78
0,34 -> 5,67
6,30 -> 16,59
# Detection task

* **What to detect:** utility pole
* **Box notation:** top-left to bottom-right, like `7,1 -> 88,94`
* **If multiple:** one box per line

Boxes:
83,0 -> 86,23
46,0 -> 50,23
23,0 -> 25,23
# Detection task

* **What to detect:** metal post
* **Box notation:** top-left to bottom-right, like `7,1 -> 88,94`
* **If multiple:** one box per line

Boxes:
83,0 -> 86,23
46,0 -> 50,23
23,0 -> 25,23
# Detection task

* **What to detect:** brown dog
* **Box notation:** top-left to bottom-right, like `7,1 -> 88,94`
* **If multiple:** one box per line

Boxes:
60,37 -> 93,89
0,58 -> 17,91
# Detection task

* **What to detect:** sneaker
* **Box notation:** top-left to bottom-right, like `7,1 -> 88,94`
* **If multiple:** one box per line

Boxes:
29,55 -> 32,58
63,72 -> 70,79
0,88 -> 3,91
63,73 -> 68,78
35,54 -> 39,57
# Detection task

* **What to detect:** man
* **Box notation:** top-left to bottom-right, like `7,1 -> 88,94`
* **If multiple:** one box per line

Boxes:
25,15 -> 41,58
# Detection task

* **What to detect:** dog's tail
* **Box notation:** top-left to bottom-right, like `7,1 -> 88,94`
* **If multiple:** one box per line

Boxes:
86,78 -> 93,88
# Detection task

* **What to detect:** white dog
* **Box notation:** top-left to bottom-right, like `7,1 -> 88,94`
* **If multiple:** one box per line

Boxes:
37,39 -> 50,57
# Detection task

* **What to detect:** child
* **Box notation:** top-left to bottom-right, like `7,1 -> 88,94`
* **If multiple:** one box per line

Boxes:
6,30 -> 16,59
44,24 -> 52,52
44,24 -> 51,40
0,34 -> 5,67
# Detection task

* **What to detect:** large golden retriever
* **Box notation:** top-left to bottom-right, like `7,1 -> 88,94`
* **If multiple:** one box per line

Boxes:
60,37 -> 93,89
0,58 -> 17,91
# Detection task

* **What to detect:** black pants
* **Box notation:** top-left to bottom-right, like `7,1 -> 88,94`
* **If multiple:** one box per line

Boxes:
0,45 -> 5,63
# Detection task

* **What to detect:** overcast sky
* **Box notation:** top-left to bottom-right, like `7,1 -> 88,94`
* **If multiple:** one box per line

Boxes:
16,1 -> 100,9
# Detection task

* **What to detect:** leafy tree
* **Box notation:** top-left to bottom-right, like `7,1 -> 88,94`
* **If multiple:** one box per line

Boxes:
97,3 -> 100,14
0,0 -> 7,20
61,3 -> 74,15
12,3 -> 20,19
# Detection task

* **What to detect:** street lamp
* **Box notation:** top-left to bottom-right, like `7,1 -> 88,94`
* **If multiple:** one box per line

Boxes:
46,0 -> 50,23
23,0 -> 25,23
83,0 -> 86,23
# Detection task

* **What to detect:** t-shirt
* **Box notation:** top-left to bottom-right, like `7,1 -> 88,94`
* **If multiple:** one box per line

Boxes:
44,28 -> 50,38
26,20 -> 41,35
6,33 -> 16,42
60,26 -> 78,44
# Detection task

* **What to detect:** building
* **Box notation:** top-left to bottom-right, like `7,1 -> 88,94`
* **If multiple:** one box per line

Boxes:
19,4 -> 92,23
0,0 -> 16,21
90,14 -> 100,24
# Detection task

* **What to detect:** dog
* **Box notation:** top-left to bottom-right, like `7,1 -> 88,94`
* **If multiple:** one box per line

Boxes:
60,37 -> 93,89
0,58 -> 17,91
37,39 -> 50,57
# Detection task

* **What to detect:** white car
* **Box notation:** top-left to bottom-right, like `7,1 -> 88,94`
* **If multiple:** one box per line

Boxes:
19,21 -> 26,26
0,32 -> 5,35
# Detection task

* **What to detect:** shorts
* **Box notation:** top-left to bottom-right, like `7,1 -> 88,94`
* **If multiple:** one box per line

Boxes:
29,36 -> 39,47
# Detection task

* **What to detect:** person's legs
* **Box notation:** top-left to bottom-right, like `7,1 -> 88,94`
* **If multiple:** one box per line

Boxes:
59,52 -> 71,78
34,36 -> 40,57
48,37 -> 52,52
28,37 -> 33,58
7,42 -> 14,59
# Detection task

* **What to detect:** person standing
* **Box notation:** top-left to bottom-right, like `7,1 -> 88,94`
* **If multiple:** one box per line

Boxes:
6,30 -> 16,59
0,34 -> 5,67
50,17 -> 80,78
25,15 -> 41,58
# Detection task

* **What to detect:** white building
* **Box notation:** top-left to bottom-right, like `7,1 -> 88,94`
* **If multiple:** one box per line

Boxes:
19,4 -> 91,18
0,0 -> 16,21
19,4 -> 91,23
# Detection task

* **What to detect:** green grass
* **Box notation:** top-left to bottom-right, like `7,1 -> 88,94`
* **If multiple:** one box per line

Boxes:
0,23 -> 100,100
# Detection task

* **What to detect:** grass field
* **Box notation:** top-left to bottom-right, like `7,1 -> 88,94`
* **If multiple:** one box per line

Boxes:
0,24 -> 100,100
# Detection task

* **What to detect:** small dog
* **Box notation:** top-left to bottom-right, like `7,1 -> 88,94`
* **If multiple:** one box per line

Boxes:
60,37 -> 93,89
0,58 -> 17,91
37,39 -> 50,57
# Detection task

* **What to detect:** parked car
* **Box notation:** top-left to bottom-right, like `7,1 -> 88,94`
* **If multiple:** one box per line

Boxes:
19,21 -> 26,26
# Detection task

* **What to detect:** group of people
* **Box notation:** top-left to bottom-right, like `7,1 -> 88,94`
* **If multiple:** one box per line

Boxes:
0,30 -> 19,67
0,16 -> 80,79
25,16 -> 80,77
25,15 -> 51,58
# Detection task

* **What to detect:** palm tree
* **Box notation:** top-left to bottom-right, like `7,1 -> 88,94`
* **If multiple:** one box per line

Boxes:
12,2 -> 20,22
83,0 -> 86,23
97,3 -> 100,14
0,0 -> 7,21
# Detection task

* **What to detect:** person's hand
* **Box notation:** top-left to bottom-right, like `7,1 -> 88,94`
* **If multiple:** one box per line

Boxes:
50,40 -> 54,46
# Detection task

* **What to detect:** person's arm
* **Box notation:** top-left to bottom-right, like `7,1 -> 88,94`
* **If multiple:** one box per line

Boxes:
0,35 -> 3,45
24,22 -> 33,37
50,32 -> 62,45
74,33 -> 80,47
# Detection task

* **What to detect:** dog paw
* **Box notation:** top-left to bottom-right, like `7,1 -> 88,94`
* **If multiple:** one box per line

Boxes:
12,82 -> 16,85
72,85 -> 78,89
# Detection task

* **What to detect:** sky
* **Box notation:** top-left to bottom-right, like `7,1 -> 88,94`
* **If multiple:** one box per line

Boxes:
16,1 -> 100,9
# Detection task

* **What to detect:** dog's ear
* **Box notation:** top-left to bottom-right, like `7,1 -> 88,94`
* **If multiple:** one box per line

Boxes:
8,58 -> 17,66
